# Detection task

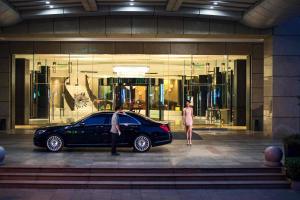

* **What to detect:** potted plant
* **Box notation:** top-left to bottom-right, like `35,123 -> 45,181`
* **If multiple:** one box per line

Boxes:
285,157 -> 300,190
283,135 -> 300,157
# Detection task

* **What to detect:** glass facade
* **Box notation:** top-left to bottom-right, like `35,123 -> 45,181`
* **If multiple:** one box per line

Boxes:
14,54 -> 247,129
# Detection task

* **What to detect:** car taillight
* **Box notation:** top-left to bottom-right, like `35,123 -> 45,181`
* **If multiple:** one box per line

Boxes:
160,124 -> 170,133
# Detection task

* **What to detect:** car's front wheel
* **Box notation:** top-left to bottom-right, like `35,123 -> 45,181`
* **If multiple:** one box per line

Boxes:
133,135 -> 151,152
46,135 -> 64,152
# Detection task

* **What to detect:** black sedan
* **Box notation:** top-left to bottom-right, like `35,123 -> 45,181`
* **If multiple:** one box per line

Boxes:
34,111 -> 172,152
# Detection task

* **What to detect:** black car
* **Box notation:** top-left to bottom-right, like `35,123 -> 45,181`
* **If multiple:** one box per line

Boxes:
34,111 -> 172,152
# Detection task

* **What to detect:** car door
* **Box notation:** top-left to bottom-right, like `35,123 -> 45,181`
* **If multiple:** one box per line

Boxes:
64,122 -> 92,145
118,114 -> 141,145
82,114 -> 108,145
102,113 -> 113,145
92,113 -> 111,146
65,114 -> 106,145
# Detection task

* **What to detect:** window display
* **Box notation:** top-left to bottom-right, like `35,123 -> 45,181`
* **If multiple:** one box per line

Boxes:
14,54 -> 247,128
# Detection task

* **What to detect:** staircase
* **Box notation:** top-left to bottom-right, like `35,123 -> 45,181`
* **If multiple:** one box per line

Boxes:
0,167 -> 290,189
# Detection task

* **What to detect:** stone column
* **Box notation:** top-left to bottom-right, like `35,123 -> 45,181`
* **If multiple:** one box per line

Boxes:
264,17 -> 300,137
0,43 -> 12,130
251,44 -> 264,131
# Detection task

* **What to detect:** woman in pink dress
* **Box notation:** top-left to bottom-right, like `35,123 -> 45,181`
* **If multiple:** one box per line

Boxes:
183,100 -> 193,145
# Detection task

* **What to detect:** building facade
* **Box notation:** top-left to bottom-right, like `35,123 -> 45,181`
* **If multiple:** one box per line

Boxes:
0,0 -> 299,138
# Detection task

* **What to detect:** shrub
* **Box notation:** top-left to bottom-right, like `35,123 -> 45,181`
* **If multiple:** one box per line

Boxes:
285,157 -> 300,181
283,135 -> 300,157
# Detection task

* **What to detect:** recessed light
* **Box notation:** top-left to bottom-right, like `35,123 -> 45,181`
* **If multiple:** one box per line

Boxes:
49,5 -> 54,8
45,1 -> 50,4
129,2 -> 134,6
213,1 -> 218,5
130,0 -> 134,1
210,6 -> 214,9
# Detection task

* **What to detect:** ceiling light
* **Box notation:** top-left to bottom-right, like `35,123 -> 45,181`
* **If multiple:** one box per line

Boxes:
49,5 -> 53,8
45,1 -> 50,4
213,1 -> 218,5
129,2 -> 134,6
210,6 -> 214,9
113,66 -> 149,78
130,0 -> 134,1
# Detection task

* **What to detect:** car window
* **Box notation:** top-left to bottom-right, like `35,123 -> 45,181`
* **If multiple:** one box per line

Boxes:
127,112 -> 154,124
119,114 -> 139,125
83,115 -> 107,125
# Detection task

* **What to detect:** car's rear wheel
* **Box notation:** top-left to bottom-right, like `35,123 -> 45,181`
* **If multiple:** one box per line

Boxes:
46,135 -> 64,152
133,135 -> 151,152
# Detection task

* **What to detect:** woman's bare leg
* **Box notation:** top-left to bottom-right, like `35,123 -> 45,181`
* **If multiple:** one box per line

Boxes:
186,126 -> 191,145
185,126 -> 189,144
189,127 -> 193,145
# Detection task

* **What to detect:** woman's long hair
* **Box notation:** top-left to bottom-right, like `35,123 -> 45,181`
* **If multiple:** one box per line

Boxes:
185,100 -> 191,108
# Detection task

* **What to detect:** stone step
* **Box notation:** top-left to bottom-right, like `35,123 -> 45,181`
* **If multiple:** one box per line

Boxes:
0,172 -> 286,181
0,167 -> 283,174
0,167 -> 289,189
0,180 -> 290,189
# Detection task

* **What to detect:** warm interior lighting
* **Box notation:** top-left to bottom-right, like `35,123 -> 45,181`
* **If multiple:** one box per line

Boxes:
113,66 -> 149,77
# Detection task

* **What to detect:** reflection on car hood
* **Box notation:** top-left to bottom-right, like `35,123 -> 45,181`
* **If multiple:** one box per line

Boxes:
40,124 -> 67,130
157,121 -> 169,125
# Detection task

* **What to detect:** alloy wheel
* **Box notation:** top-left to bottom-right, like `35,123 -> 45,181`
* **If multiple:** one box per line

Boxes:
46,135 -> 63,152
134,135 -> 151,152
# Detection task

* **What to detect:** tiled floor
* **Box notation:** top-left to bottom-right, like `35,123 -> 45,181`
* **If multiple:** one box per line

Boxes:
0,188 -> 300,200
0,130 -> 282,168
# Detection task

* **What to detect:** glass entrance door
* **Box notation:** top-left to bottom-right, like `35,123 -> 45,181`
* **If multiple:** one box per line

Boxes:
115,84 -> 147,116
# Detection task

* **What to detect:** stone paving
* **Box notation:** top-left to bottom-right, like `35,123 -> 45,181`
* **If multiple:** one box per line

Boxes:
0,130 -> 283,168
1,130 -> 297,200
0,188 -> 300,200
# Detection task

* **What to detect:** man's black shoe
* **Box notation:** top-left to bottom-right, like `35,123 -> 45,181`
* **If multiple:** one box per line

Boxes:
111,152 -> 120,156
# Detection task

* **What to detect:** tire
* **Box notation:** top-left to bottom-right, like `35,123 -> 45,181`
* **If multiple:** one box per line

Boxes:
46,135 -> 64,152
133,135 -> 151,152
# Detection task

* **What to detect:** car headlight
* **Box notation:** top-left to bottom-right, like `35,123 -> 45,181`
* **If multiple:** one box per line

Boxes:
35,129 -> 46,135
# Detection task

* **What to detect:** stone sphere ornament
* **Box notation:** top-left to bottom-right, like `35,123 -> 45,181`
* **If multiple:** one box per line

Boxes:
0,146 -> 6,165
264,146 -> 283,167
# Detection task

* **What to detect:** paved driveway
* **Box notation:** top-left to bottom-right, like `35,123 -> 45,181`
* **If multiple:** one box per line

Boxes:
0,130 -> 283,168
0,188 -> 300,200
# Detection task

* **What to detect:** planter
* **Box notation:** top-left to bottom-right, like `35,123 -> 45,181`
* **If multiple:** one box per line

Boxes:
291,181 -> 300,190
285,157 -> 300,190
